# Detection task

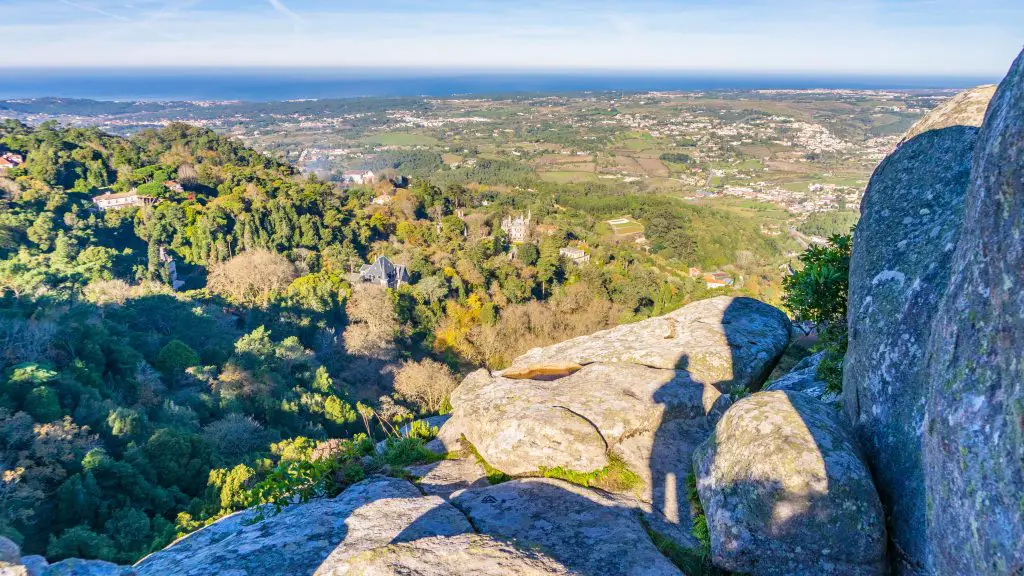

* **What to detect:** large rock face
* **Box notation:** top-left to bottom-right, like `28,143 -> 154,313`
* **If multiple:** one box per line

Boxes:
133,472 -> 688,575
134,476 -> 472,576
436,296 -> 790,551
901,84 -> 995,142
693,390 -> 886,576
923,49 -> 1024,575
440,362 -> 726,475
843,82 -> 990,573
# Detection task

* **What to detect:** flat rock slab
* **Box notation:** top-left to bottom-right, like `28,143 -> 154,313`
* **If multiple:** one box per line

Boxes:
508,296 -> 791,392
332,534 -> 574,576
452,478 -> 683,576
135,476 -> 471,576
406,459 -> 489,499
694,391 -> 886,576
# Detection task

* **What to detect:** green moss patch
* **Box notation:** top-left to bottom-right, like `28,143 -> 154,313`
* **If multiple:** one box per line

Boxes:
538,453 -> 643,493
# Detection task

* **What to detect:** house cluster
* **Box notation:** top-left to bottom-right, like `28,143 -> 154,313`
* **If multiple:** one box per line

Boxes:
165,180 -> 185,194
0,151 -> 24,172
501,211 -> 531,243
689,266 -> 734,288
357,256 -> 409,289
92,190 -> 157,211
703,272 -> 735,289
342,170 -> 375,186
559,245 -> 591,266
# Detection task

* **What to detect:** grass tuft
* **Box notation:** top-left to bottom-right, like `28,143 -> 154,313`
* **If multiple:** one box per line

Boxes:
538,452 -> 643,493
640,516 -> 727,576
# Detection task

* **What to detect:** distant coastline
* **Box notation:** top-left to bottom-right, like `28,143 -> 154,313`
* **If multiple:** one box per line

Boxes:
0,68 -> 998,101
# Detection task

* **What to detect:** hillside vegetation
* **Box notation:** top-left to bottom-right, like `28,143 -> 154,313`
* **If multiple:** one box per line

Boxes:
0,119 -> 794,563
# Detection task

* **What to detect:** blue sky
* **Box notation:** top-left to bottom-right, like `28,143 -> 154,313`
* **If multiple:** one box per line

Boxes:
2,0 -> 1021,75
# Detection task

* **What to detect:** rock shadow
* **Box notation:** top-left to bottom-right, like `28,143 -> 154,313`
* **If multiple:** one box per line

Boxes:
657,298 -> 886,574
649,298 -> 782,544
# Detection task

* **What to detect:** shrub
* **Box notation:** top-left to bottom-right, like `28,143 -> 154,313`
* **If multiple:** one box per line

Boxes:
782,233 -> 852,393
46,525 -> 115,561
156,339 -> 200,376
393,358 -> 458,414
207,250 -> 297,307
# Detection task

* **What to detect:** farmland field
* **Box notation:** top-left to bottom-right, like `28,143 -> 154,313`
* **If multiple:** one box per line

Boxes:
606,216 -> 645,236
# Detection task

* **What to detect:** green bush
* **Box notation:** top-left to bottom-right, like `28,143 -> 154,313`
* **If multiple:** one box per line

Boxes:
156,339 -> 200,375
783,233 -> 852,393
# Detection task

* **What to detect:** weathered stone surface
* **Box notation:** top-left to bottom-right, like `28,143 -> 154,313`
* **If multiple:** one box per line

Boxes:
452,478 -> 682,576
34,560 -> 134,576
923,49 -> 1024,575
18,558 -> 46,576
0,537 -> 18,567
434,296 -> 787,559
405,458 -> 488,499
843,83 -> 983,573
694,390 -> 886,576
901,84 -> 995,142
508,296 -> 791,392
135,476 -> 471,576
439,362 -> 726,475
335,534 -> 573,575
0,540 -> 130,576
765,352 -> 837,405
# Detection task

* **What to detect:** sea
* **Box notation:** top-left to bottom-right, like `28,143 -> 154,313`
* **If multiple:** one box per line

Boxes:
0,68 -> 998,101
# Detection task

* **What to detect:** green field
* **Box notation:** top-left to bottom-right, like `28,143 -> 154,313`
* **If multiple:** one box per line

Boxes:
539,171 -> 598,183
361,132 -> 440,146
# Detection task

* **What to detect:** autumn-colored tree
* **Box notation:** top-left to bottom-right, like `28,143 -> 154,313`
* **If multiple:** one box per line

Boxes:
393,358 -> 458,414
207,250 -> 297,307
343,285 -> 399,360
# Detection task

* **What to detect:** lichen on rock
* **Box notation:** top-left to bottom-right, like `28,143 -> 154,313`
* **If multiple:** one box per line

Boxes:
694,390 -> 886,576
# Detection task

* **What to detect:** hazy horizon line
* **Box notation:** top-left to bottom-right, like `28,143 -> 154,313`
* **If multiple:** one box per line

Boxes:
0,66 -> 1002,81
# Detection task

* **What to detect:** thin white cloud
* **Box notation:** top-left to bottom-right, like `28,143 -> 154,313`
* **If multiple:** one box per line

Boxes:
267,0 -> 304,31
3,0 -> 1020,75
59,0 -> 132,21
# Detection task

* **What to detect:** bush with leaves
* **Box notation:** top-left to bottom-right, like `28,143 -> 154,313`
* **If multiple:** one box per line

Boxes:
782,233 -> 852,393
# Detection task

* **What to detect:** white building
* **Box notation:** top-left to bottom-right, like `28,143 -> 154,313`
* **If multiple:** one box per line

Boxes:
93,190 -> 156,211
501,211 -> 531,243
343,170 -> 376,185
559,246 -> 591,265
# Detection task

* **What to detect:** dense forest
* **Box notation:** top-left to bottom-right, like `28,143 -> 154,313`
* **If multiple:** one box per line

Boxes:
0,119 -> 792,563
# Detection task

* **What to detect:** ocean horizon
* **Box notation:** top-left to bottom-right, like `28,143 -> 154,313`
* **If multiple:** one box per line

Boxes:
0,68 -> 999,102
